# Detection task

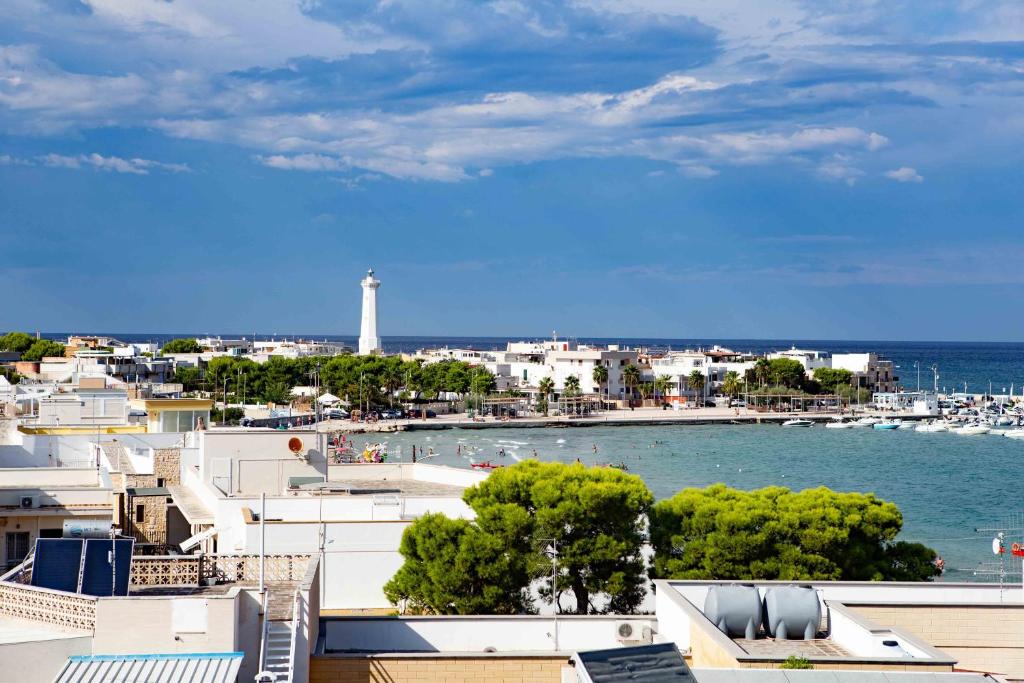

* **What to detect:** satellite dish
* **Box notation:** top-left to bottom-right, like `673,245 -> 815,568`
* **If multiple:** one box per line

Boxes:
288,437 -> 303,454
993,538 -> 1004,555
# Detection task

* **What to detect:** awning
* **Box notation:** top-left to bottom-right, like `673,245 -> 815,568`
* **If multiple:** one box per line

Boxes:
167,485 -> 215,525
317,392 -> 341,405
179,526 -> 219,552
54,652 -> 243,683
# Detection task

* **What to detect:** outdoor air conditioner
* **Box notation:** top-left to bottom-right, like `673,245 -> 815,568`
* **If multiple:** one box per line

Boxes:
615,620 -> 653,644
20,496 -> 37,509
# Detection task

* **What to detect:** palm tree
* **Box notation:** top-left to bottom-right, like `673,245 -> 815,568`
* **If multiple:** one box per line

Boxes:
654,374 -> 673,402
622,363 -> 641,407
753,358 -> 771,387
381,366 -> 402,407
592,364 -> 609,404
637,382 -> 652,401
563,374 -> 581,396
538,376 -> 555,416
721,370 -> 742,398
687,369 -> 706,404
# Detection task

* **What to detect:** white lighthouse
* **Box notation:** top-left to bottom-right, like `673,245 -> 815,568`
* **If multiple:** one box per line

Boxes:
358,268 -> 382,355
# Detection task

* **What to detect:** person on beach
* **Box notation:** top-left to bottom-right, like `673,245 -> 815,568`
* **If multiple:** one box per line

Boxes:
457,444 -> 462,455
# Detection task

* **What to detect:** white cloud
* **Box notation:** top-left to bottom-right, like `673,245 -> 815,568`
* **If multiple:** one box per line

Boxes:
679,164 -> 719,179
4,152 -> 190,174
818,155 -> 864,186
884,166 -> 924,183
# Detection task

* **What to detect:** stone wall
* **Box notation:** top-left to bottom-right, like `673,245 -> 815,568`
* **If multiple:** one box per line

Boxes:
851,603 -> 1024,679
121,448 -> 180,547
310,655 -> 568,683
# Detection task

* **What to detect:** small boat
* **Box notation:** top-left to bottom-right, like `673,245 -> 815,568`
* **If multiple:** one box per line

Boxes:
954,424 -> 990,436
851,417 -> 879,427
470,460 -> 503,470
997,415 -> 1015,426
873,421 -> 900,430
825,419 -> 852,429
915,421 -> 947,433
782,419 -> 814,427
1004,430 -> 1024,440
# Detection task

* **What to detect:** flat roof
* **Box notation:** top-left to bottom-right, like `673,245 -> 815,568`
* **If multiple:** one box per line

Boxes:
0,616 -> 90,645
54,652 -> 243,683
315,478 -> 467,497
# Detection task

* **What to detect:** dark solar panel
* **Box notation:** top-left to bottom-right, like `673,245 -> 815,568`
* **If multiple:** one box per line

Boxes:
30,538 -> 84,593
576,643 -> 695,682
79,539 -> 134,596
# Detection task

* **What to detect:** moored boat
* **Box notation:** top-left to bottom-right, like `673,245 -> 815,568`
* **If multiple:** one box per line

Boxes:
782,418 -> 814,427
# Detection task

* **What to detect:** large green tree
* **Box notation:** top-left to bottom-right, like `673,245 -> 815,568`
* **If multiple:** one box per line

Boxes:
649,484 -> 941,582
0,332 -> 35,353
813,367 -> 854,393
161,338 -> 203,354
21,339 -> 65,361
687,370 -> 705,397
387,461 -> 653,615
383,512 -> 533,615
621,363 -> 640,403
466,461 -> 653,614
768,358 -> 808,389
563,374 -> 581,396
592,365 -> 609,400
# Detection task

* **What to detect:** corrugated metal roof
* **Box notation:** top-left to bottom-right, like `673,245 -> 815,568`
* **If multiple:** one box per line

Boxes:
54,652 -> 243,683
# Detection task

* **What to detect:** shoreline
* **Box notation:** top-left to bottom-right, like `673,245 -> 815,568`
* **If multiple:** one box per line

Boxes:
318,409 -> 931,433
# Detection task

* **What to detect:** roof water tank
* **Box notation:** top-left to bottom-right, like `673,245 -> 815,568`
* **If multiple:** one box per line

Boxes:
704,584 -> 763,639
763,585 -> 820,640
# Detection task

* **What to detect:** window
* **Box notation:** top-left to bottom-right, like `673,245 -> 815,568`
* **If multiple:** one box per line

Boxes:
135,504 -> 145,523
157,478 -> 165,487
5,532 -> 29,569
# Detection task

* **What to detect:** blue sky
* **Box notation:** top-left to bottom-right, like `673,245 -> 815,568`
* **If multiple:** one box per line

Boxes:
1,1 -> 1023,340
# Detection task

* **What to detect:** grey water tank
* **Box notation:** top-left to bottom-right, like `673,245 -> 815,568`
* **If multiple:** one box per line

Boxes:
763,585 -> 820,640
704,584 -> 763,640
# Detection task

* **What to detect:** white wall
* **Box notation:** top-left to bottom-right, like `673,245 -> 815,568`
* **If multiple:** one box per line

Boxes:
322,615 -> 655,653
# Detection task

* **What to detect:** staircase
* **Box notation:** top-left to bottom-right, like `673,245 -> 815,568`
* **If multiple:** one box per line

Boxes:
256,589 -> 299,683
260,621 -> 295,682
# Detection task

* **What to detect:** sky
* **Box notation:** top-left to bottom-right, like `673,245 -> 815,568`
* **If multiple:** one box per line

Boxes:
1,1 -> 1023,341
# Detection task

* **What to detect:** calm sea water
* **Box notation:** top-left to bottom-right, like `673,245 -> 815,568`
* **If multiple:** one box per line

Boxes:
48,334 -> 1024,396
361,424 -> 1021,581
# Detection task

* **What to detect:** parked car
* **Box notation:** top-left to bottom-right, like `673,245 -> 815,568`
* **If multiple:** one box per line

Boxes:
323,408 -> 349,420
730,399 -> 747,408
406,408 -> 437,418
380,408 -> 404,419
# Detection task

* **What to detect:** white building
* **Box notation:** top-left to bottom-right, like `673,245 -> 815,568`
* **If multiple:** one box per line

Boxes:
833,352 -> 898,393
358,268 -> 382,355
768,346 -> 832,373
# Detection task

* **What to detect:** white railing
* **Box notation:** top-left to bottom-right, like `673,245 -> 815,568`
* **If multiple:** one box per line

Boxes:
287,590 -> 300,682
258,605 -> 271,677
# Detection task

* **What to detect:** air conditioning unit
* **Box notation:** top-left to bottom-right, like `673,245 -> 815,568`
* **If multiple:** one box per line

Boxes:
20,496 -> 37,509
615,620 -> 653,644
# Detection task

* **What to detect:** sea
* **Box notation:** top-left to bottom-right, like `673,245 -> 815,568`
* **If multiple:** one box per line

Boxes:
47,334 -> 1024,396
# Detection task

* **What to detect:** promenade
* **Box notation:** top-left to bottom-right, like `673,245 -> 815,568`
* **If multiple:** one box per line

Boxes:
319,406 -> 924,433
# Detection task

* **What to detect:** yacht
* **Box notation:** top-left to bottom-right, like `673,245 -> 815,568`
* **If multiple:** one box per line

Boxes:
825,418 -> 853,429
852,416 -> 879,427
873,420 -> 900,430
915,421 -> 947,433
1004,430 -> 1024,440
782,418 -> 814,428
954,424 -> 990,436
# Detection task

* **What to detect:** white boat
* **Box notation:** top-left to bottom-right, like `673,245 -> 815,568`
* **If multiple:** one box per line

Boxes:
955,424 -> 990,436
915,421 -> 947,433
873,420 -> 900,430
898,420 -> 915,430
825,419 -> 853,429
852,417 -> 879,427
1004,430 -> 1024,440
782,419 -> 814,428
997,416 -> 1015,426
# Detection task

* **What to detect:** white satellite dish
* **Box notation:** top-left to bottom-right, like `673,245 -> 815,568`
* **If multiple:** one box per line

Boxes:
993,537 -> 1003,555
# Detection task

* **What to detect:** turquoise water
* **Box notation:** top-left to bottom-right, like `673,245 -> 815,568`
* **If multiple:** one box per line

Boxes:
365,425 -> 1024,579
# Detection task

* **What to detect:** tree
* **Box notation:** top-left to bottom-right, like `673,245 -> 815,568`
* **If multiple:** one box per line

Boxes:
563,374 -> 581,397
463,461 -> 654,614
21,339 -> 65,361
752,358 -> 771,387
470,368 -> 497,396
721,371 -> 742,397
649,484 -> 941,582
637,382 -> 652,401
654,374 -> 673,402
383,512 -> 533,615
174,366 -> 201,392
592,365 -> 608,401
687,370 -> 705,399
537,376 -> 554,416
161,338 -> 203,354
621,363 -> 640,404
813,367 -> 853,393
768,358 -> 807,389
0,332 -> 35,353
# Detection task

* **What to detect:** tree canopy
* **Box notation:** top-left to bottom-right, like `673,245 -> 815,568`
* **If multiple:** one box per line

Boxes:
21,339 -> 65,361
813,367 -> 854,393
386,461 -> 653,615
649,484 -> 941,582
161,338 -> 203,354
0,332 -> 35,353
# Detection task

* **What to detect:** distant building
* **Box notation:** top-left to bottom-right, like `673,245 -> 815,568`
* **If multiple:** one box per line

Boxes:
832,352 -> 898,393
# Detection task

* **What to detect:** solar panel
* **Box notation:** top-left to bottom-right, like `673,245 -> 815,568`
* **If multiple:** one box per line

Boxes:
30,538 -> 84,593
79,539 -> 134,597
